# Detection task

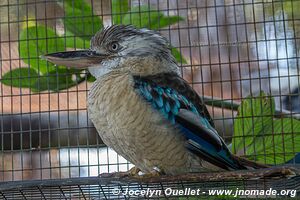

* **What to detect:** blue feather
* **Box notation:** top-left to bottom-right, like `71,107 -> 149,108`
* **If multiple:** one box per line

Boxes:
170,100 -> 179,115
164,100 -> 171,113
154,87 -> 163,95
133,75 -> 245,170
140,84 -> 152,101
199,116 -> 211,129
135,81 -> 200,120
155,95 -> 164,108
165,88 -> 172,94
168,113 -> 175,124
152,101 -> 158,109
180,125 -> 240,170
171,93 -> 181,108
180,95 -> 190,106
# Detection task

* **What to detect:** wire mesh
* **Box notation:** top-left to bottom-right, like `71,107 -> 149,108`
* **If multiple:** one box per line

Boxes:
0,0 -> 300,199
0,175 -> 299,199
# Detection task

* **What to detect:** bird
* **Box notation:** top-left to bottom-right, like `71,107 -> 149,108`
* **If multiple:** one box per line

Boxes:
44,25 -> 267,175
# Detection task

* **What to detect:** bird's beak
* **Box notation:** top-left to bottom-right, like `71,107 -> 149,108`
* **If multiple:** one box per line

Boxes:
42,50 -> 106,69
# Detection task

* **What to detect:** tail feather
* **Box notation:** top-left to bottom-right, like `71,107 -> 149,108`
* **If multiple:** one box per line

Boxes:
232,154 -> 269,169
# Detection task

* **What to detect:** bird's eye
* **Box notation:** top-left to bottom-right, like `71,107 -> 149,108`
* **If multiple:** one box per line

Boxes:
109,42 -> 119,52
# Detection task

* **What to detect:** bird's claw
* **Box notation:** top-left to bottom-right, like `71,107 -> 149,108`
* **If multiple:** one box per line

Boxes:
135,166 -> 165,178
128,166 -> 142,176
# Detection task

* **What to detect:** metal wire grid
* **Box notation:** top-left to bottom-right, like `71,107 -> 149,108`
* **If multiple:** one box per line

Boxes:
0,0 -> 299,196
0,176 -> 299,200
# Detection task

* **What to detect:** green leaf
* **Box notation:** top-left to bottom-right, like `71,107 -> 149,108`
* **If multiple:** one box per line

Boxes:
232,92 -> 275,154
232,91 -> 300,164
32,68 -> 84,92
65,31 -> 88,49
19,25 -> 65,74
122,5 -> 183,28
60,0 -> 103,40
0,66 -> 87,92
150,15 -> 184,30
171,47 -> 187,64
0,67 -> 39,88
283,0 -> 300,19
86,73 -> 96,82
122,5 -> 163,28
247,118 -> 300,164
64,0 -> 90,10
112,0 -> 129,24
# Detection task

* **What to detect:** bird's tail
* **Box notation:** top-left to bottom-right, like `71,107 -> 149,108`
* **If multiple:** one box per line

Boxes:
232,154 -> 269,169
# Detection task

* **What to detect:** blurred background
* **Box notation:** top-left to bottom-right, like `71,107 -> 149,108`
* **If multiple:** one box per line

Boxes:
0,0 -> 299,181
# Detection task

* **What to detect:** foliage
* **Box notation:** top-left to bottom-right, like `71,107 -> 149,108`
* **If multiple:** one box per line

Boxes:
282,0 -> 300,43
1,0 -> 97,92
19,26 -> 65,74
0,0 -> 186,92
282,0 -> 300,20
232,92 -> 300,165
111,0 -> 129,25
61,0 -> 102,40
1,68 -> 39,89
16,24 -> 85,92
111,0 -> 186,63
263,0 -> 300,25
264,0 -> 300,52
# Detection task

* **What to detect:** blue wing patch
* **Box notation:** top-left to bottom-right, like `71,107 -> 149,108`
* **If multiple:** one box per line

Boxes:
134,77 -> 246,170
136,80 -> 213,129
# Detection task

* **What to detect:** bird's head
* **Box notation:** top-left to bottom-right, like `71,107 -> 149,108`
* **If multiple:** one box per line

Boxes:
44,25 -> 179,78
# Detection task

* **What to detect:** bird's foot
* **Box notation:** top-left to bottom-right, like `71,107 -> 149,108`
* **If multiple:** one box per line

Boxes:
128,166 -> 142,176
136,167 -> 165,178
